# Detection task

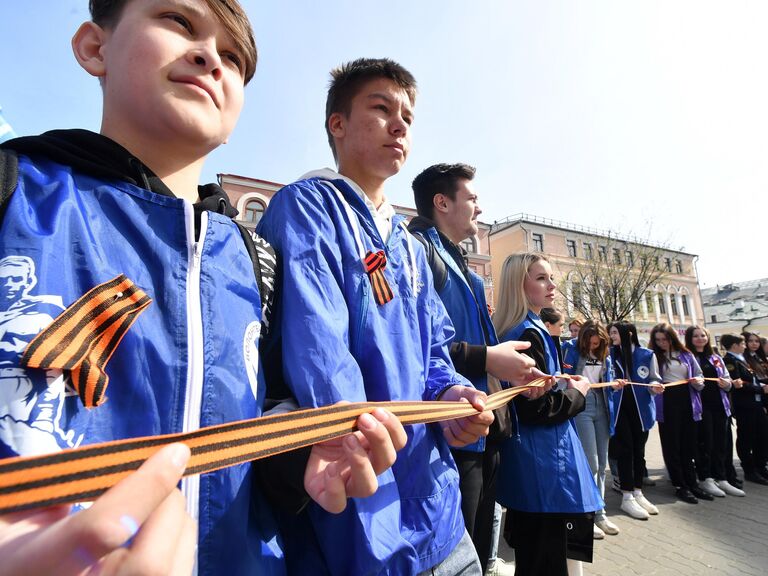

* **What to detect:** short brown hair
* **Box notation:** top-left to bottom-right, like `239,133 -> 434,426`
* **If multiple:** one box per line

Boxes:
412,163 -> 476,220
89,0 -> 257,84
325,58 -> 417,160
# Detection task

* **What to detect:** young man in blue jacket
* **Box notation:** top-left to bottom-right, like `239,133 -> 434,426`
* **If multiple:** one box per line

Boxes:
409,163 -> 542,576
0,3 -> 405,574
258,59 -> 494,575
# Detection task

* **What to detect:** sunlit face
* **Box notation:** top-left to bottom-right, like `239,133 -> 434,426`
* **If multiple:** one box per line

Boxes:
331,77 -> 413,184
524,260 -> 556,312
96,0 -> 246,155
746,335 -> 761,352
609,326 -> 621,346
569,323 -> 581,339
653,331 -> 670,352
691,328 -> 709,352
441,179 -> 482,243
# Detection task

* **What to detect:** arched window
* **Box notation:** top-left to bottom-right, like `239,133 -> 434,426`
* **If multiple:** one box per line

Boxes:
243,199 -> 266,226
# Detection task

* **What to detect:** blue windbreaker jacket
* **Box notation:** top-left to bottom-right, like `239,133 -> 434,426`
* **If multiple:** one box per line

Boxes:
258,169 -> 468,576
0,150 -> 284,576
608,346 -> 658,433
410,226 -> 499,453
496,312 -> 602,514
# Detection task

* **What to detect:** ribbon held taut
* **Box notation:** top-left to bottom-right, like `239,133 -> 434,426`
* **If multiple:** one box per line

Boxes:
0,380 -> 549,515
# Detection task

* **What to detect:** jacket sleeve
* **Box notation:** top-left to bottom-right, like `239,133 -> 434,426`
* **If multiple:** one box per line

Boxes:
450,342 -> 488,380
421,253 -> 474,401
512,329 -> 585,425
257,183 -> 369,408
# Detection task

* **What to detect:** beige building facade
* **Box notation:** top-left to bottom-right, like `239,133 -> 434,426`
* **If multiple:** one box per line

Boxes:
218,173 -> 495,301
489,214 -> 704,344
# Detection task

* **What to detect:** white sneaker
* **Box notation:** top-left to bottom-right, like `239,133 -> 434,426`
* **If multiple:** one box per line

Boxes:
700,478 -> 726,497
621,496 -> 650,520
595,517 -> 620,535
716,480 -> 746,497
634,493 -> 659,515
485,557 -> 515,576
593,524 -> 605,539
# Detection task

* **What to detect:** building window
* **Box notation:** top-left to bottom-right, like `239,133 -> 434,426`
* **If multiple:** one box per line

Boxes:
612,248 -> 621,264
645,292 -> 654,313
626,251 -> 634,268
653,256 -> 660,269
532,233 -> 544,252
243,198 -> 266,226
566,240 -> 577,258
598,245 -> 607,262
711,314 -> 717,323
675,260 -> 683,274
682,294 -> 689,316
460,237 -> 476,254
670,295 -> 678,317
664,258 -> 672,272
658,294 -> 667,314
583,243 -> 593,260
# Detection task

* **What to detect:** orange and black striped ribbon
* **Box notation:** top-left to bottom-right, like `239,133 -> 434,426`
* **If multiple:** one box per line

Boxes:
364,250 -> 393,305
0,378 -> 550,515
20,275 -> 152,408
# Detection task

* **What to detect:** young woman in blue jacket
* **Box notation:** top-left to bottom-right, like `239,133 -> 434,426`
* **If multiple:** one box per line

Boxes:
564,320 -> 620,539
493,253 -> 599,576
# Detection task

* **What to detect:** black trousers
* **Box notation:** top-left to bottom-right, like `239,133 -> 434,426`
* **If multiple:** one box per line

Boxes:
658,390 -> 698,489
733,404 -> 768,474
609,395 -> 647,491
504,510 -> 594,576
696,404 -> 729,481
452,444 -> 500,573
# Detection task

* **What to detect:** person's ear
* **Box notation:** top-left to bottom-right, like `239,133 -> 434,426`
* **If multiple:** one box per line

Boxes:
433,193 -> 449,214
328,112 -> 346,140
71,21 -> 108,78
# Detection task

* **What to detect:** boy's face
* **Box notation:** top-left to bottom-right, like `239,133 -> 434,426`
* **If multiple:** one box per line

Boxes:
332,77 -> 414,183
97,0 -> 246,154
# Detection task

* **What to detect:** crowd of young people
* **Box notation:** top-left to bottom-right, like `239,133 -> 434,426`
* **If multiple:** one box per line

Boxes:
0,2 -> 765,576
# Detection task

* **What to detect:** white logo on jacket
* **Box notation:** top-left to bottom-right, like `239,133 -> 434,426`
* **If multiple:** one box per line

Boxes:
0,255 -> 80,456
637,365 -> 649,379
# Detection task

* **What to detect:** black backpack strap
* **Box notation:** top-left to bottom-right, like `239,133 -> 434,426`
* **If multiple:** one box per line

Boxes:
235,222 -> 276,332
410,230 -> 448,291
0,148 -> 18,224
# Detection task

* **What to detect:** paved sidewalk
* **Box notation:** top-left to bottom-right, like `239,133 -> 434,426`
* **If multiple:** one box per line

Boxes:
497,426 -> 768,575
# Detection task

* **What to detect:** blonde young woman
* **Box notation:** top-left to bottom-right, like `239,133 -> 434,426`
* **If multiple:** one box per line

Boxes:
493,253 -> 599,576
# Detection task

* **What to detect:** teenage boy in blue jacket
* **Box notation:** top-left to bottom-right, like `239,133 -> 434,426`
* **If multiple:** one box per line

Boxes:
0,3 -> 405,574
258,59 -> 494,576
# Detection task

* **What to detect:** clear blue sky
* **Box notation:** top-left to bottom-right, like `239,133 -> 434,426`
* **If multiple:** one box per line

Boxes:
3,1 -> 767,288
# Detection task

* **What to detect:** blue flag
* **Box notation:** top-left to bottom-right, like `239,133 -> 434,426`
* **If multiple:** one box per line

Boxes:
0,106 -> 17,144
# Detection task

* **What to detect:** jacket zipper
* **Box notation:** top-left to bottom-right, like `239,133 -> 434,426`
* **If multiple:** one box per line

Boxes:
181,205 -> 206,535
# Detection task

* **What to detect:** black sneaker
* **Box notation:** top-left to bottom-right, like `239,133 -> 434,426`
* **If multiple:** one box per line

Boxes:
690,486 -> 714,501
745,472 -> 768,486
675,487 -> 698,504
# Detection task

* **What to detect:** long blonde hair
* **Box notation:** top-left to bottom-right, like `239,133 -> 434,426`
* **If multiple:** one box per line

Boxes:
493,253 -> 549,338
